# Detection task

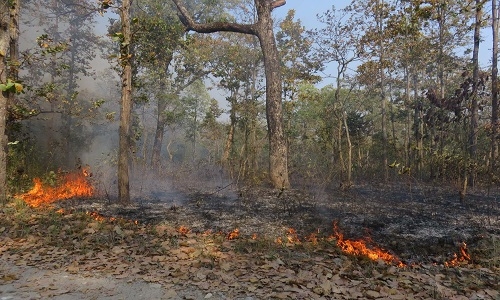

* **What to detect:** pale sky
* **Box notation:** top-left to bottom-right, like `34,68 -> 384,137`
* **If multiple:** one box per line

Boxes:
274,0 -> 350,27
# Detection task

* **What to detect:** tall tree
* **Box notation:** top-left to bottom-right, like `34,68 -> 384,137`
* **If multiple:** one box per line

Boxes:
492,0 -> 499,174
118,0 -> 133,204
172,0 -> 290,189
0,0 -> 10,201
467,0 -> 485,189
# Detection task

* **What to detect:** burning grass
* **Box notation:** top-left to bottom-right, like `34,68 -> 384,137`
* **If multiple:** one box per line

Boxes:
332,222 -> 405,267
17,167 -> 94,207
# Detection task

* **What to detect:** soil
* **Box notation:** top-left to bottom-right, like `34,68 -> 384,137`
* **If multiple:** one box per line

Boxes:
1,173 -> 499,299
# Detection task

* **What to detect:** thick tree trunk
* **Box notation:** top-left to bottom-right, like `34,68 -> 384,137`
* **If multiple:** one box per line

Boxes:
118,0 -> 132,204
255,1 -> 289,189
0,1 -> 10,201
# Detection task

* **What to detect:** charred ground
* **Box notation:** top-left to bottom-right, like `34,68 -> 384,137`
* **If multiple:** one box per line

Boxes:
58,175 -> 500,267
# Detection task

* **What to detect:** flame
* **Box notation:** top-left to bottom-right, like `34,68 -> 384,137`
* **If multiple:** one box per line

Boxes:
333,222 -> 404,266
445,242 -> 470,267
286,228 -> 300,244
227,228 -> 239,240
307,233 -> 318,245
19,168 -> 94,207
178,226 -> 190,235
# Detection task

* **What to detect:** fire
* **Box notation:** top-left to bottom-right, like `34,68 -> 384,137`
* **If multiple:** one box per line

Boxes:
445,242 -> 471,267
227,228 -> 239,240
286,228 -> 300,243
19,168 -> 94,207
178,226 -> 190,235
333,222 -> 404,267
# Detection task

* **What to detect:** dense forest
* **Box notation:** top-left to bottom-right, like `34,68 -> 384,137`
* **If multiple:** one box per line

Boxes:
0,0 -> 499,202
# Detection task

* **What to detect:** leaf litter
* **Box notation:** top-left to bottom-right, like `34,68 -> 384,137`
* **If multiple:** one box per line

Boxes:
0,183 -> 499,299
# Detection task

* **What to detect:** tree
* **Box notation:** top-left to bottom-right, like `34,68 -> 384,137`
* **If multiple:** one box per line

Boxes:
309,5 -> 360,186
465,0 -> 486,194
172,0 -> 290,189
0,0 -> 10,201
492,0 -> 499,176
117,0 -> 133,204
212,33 -> 263,179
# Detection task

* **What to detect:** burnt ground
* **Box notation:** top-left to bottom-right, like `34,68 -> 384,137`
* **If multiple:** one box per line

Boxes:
2,170 -> 500,299
58,173 -> 500,267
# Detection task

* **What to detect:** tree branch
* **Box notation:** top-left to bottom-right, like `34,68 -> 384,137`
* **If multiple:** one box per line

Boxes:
171,0 -> 257,35
270,0 -> 286,9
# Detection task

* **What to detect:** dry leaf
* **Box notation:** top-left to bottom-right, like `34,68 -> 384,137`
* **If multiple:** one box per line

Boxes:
111,246 -> 125,254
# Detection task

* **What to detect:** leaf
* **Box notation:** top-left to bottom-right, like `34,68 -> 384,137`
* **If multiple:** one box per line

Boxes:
14,83 -> 23,93
111,246 -> 125,254
114,225 -> 124,237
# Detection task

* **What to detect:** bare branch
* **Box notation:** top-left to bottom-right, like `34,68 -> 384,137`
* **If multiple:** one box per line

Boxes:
171,0 -> 257,35
270,0 -> 286,9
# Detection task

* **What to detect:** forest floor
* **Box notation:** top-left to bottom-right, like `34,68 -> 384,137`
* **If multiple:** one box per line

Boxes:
0,176 -> 499,299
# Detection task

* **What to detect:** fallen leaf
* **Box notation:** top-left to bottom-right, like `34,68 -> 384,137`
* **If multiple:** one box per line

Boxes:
111,246 -> 125,254
365,290 -> 380,299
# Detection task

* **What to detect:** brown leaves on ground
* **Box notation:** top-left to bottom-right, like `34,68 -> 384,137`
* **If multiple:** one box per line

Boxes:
0,202 -> 499,299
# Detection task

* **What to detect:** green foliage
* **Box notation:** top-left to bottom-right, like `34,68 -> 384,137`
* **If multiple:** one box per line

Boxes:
0,79 -> 23,94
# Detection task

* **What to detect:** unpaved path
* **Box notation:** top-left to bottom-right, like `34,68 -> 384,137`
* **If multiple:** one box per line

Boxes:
0,260 -> 183,300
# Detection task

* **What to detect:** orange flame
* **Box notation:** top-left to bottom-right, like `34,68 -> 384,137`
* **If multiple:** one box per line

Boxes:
286,228 -> 300,244
444,242 -> 470,267
227,228 -> 239,240
19,168 -> 94,207
178,226 -> 190,235
333,222 -> 404,266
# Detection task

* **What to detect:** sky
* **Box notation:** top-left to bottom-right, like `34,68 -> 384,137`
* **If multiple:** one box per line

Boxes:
274,0 -> 350,27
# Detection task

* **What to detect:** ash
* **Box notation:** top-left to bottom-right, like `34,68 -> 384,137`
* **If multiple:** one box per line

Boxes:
58,175 -> 500,264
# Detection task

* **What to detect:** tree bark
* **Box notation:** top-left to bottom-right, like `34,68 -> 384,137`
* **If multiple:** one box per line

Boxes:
118,0 -> 132,204
492,0 -> 499,172
0,0 -> 9,202
171,0 -> 290,189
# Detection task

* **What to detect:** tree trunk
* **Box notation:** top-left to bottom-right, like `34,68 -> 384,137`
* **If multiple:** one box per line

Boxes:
255,1 -> 289,189
0,1 -> 9,202
468,0 -> 483,188
492,0 -> 499,172
377,0 -> 388,182
222,91 -> 237,168
8,0 -> 18,117
413,74 -> 423,178
151,85 -> 168,170
151,118 -> 166,169
118,0 -> 133,204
